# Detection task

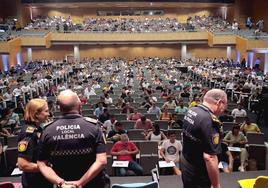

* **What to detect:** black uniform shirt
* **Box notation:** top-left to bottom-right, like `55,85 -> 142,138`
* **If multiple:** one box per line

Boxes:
182,104 -> 221,172
38,114 -> 106,183
18,124 -> 53,188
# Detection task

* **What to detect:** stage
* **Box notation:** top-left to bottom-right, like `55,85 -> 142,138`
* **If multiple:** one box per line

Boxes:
0,171 -> 267,188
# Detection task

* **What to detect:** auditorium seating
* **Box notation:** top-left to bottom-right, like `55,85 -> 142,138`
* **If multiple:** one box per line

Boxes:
0,55 -> 268,178
248,144 -> 267,170
127,130 -> 145,141
6,136 -> 18,148
247,133 -> 266,145
120,121 -> 135,130
222,122 -> 237,132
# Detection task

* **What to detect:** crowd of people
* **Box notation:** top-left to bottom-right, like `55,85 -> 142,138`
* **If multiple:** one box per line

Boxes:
24,15 -> 233,33
1,14 -> 267,43
0,55 -> 267,188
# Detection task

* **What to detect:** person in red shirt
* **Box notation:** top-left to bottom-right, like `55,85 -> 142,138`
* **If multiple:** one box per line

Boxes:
111,134 -> 143,176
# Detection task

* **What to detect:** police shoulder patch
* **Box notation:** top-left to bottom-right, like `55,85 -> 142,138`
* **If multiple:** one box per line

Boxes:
26,126 -> 36,133
212,133 -> 220,145
18,141 -> 29,152
84,117 -> 98,125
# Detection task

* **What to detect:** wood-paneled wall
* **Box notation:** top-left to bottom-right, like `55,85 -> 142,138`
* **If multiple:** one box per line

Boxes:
233,0 -> 250,28
188,44 -> 236,59
21,44 -> 235,61
0,0 -> 18,21
250,0 -> 268,32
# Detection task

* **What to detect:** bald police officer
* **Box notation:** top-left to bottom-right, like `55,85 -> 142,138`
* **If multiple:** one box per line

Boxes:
181,89 -> 227,188
37,89 -> 109,188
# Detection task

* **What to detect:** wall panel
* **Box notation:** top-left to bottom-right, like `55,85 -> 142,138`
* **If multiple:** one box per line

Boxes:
22,45 -> 73,61
21,44 -> 235,61
250,0 -> 268,32
188,44 -> 236,59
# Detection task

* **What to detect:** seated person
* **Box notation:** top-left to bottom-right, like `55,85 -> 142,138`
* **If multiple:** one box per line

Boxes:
121,102 -> 134,114
174,101 -> 188,114
94,102 -> 104,118
159,107 -> 173,122
160,131 -> 182,175
147,103 -> 161,119
134,115 -> 153,133
2,108 -> 20,132
98,108 -> 110,123
188,96 -> 201,108
107,122 -> 127,143
103,114 -> 117,134
104,93 -> 113,105
219,110 -> 234,122
0,117 -> 12,142
124,92 -> 134,103
111,134 -> 143,176
145,123 -> 167,144
180,89 -> 190,98
128,108 -> 142,121
217,142 -> 233,173
162,97 -> 176,109
240,117 -> 261,134
141,96 -> 153,110
223,125 -> 248,172
231,104 -> 247,118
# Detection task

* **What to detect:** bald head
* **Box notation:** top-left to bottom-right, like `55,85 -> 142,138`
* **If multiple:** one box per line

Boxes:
203,89 -> 227,116
203,89 -> 227,103
57,89 -> 81,114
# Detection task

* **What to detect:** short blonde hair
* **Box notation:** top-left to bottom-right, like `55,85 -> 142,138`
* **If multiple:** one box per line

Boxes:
24,99 -> 48,123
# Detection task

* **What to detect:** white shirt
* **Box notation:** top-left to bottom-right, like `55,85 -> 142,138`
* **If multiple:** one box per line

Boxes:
3,92 -> 13,101
104,97 -> 113,104
13,88 -> 22,96
161,139 -> 182,161
103,120 -> 117,134
21,85 -> 31,93
231,108 -> 247,117
29,82 -> 38,92
226,82 -> 234,90
92,84 -> 101,89
84,87 -> 96,98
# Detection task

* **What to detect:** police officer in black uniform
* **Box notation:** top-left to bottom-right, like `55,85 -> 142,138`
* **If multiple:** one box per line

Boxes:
181,89 -> 227,188
37,89 -> 109,188
17,99 -> 53,188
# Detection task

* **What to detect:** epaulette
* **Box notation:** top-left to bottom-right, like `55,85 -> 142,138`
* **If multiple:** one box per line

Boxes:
84,117 -> 98,125
42,121 -> 54,129
210,113 -> 222,126
26,126 -> 36,134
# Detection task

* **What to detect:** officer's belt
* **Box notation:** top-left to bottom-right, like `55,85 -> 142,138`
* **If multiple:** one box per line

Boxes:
181,154 -> 196,171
